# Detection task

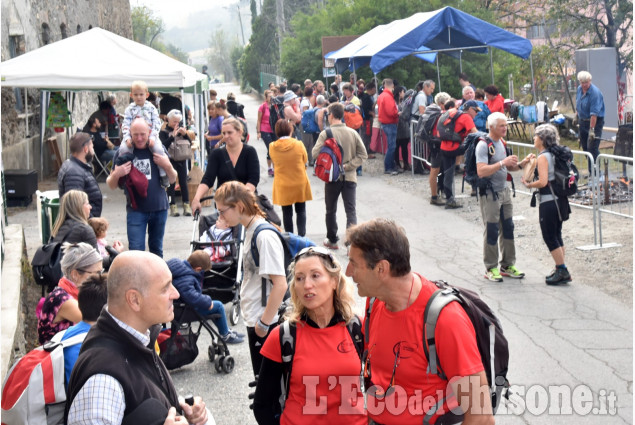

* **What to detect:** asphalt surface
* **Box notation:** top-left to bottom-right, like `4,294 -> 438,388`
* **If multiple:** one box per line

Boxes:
9,83 -> 632,425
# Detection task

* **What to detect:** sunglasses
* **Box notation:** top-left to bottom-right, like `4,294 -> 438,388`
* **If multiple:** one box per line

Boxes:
294,246 -> 336,265
361,344 -> 401,399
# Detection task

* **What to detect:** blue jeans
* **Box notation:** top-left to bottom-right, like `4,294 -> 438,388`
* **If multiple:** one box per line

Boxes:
99,147 -> 118,164
381,123 -> 397,172
195,300 -> 229,336
127,209 -> 168,257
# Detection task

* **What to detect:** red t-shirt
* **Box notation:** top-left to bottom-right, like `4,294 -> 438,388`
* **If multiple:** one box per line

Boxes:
261,320 -> 367,425
485,94 -> 505,113
365,275 -> 483,425
377,90 -> 399,124
258,102 -> 272,133
439,112 -> 475,152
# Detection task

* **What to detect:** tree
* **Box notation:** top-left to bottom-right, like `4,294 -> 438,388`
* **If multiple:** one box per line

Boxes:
209,29 -> 238,82
250,0 -> 258,26
131,6 -> 165,47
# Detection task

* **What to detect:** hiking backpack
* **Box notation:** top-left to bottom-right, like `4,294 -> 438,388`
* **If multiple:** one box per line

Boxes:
399,89 -> 417,124
548,145 -> 579,197
343,103 -> 363,130
463,132 -> 515,198
1,330 -> 87,425
276,317 -> 364,412
268,97 -> 285,133
364,280 -> 510,424
250,222 -> 315,306
301,109 -> 320,134
437,110 -> 466,152
415,103 -> 443,149
314,129 -> 345,183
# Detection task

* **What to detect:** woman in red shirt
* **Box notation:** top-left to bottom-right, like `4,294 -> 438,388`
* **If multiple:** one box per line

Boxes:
257,90 -> 275,176
484,85 -> 505,113
253,247 -> 366,425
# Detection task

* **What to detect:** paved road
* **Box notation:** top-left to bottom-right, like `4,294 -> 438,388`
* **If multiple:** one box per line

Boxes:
10,83 -> 632,425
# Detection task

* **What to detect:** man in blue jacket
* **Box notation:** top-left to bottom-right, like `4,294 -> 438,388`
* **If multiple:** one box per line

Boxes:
167,251 -> 244,344
575,70 -> 605,175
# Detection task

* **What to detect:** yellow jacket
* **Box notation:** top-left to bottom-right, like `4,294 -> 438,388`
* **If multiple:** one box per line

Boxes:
269,137 -> 313,206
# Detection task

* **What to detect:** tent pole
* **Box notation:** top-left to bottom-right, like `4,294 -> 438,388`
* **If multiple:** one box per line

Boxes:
436,55 -> 441,92
530,53 -> 537,102
180,88 -> 186,125
490,48 -> 494,84
40,91 -> 48,178
25,88 -> 29,169
459,50 -> 462,73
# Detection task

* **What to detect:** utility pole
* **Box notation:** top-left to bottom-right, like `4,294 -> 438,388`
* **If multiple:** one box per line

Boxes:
237,5 -> 245,45
275,0 -> 285,59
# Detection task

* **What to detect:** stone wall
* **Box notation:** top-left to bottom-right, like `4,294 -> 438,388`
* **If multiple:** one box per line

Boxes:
1,0 -> 132,176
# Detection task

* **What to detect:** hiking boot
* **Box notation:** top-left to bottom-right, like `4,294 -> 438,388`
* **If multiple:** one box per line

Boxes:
160,174 -> 170,188
170,204 -> 180,217
430,197 -> 445,206
500,265 -> 525,279
484,268 -> 503,282
546,267 -> 572,285
323,238 -> 339,250
221,332 -> 244,344
445,199 -> 462,209
183,203 -> 192,216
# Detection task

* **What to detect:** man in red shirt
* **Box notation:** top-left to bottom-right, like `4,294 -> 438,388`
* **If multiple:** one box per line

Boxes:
439,101 -> 479,208
345,219 -> 494,425
377,79 -> 400,175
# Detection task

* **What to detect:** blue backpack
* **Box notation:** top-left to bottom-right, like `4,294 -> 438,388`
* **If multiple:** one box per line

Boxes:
301,109 -> 320,134
250,223 -> 315,306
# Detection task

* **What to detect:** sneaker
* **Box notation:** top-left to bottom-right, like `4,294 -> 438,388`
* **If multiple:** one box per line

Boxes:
546,267 -> 572,285
500,265 -> 525,279
444,199 -> 462,209
268,168 -> 274,177
484,268 -> 503,282
323,238 -> 339,250
221,332 -> 244,344
384,170 -> 399,176
183,203 -> 192,216
229,329 -> 246,338
160,175 -> 170,188
169,204 -> 180,217
430,197 -> 445,206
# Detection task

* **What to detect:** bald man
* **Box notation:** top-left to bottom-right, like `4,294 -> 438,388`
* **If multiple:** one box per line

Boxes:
107,118 -> 177,257
65,251 -> 210,425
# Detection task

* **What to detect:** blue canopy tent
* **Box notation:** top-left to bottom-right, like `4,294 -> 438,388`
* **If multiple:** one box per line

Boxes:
326,7 -> 535,98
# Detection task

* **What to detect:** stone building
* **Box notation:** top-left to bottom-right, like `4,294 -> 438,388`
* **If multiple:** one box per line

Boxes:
1,0 -> 132,175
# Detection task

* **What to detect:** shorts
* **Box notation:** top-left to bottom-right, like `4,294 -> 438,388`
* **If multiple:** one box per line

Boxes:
429,147 -> 442,168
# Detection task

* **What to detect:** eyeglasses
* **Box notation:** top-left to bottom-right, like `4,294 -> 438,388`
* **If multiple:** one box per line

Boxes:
78,268 -> 105,274
294,246 -> 335,265
217,206 -> 233,217
361,344 -> 401,399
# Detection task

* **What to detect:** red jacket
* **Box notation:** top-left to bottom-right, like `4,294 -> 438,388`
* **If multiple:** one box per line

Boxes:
377,90 -> 399,124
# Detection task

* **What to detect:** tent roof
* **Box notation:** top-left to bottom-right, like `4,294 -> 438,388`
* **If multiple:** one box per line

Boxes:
327,7 -> 533,74
0,28 -> 207,92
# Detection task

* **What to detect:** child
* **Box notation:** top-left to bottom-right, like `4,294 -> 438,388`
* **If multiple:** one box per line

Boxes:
199,215 -> 233,263
120,80 -> 169,187
88,217 -> 123,260
166,251 -> 244,344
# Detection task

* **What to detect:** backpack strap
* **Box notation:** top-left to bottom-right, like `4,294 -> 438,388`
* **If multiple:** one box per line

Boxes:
346,316 -> 364,360
251,223 -> 290,307
422,286 -> 462,381
278,320 -> 296,412
363,297 -> 376,348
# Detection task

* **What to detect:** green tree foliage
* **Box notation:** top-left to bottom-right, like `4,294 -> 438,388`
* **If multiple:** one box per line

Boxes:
239,0 -> 279,91
130,6 -> 188,64
250,0 -> 258,26
209,29 -> 240,82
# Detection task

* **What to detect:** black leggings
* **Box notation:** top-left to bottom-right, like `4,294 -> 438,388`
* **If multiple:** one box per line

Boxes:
539,201 -> 564,251
395,137 -> 410,166
246,325 -> 275,377
167,160 -> 189,204
282,202 -> 306,236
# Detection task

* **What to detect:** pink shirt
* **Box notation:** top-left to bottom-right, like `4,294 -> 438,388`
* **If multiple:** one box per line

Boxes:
258,103 -> 272,133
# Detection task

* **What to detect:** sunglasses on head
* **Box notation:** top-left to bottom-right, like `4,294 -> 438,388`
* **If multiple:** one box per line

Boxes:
294,246 -> 336,265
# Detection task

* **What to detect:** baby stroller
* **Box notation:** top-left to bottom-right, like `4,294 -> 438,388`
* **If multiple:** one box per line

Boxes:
190,195 -> 245,357
160,301 -> 235,374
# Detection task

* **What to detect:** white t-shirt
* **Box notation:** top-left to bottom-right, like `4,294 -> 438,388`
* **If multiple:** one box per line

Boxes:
240,217 -> 286,327
300,97 -> 312,111
411,91 -> 427,116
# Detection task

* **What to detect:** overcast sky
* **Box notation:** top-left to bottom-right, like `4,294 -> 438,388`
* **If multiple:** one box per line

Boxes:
131,0 -> 238,29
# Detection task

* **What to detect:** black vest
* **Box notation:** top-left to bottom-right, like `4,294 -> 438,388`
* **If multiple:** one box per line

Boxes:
64,309 -> 181,424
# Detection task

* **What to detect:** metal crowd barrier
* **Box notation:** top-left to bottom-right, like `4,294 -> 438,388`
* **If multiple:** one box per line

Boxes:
410,119 -> 427,176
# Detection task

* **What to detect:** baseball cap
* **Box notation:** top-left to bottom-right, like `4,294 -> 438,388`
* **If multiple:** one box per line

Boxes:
463,100 -> 482,112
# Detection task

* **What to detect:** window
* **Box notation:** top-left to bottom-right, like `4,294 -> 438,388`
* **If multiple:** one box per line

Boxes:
41,23 -> 51,45
60,23 -> 67,39
526,21 -> 557,39
77,24 -> 82,34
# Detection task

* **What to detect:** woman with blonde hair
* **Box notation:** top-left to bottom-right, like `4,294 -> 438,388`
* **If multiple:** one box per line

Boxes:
213,181 -> 286,376
269,119 -> 313,236
51,190 -> 97,248
253,246 -> 366,424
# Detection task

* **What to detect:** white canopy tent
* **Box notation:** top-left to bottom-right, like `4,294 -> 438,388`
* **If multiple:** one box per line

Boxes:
0,28 -> 210,173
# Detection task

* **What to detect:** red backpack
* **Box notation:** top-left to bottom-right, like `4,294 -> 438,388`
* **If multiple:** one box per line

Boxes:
314,129 -> 344,183
343,103 -> 363,130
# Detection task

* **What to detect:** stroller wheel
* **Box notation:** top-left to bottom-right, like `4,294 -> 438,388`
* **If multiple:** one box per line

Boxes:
214,357 -> 223,373
208,345 -> 215,363
229,303 -> 240,326
222,356 -> 235,374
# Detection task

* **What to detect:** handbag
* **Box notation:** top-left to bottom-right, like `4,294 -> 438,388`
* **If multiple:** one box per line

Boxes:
220,148 -> 282,226
167,135 -> 192,161
158,324 -> 199,370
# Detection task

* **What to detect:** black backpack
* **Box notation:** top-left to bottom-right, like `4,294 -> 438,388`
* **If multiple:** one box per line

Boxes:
31,237 -> 67,297
415,103 -> 443,149
437,110 -> 464,144
463,132 -> 515,198
268,97 -> 285,133
548,145 -> 579,197
364,280 -> 510,423
399,89 -> 416,124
